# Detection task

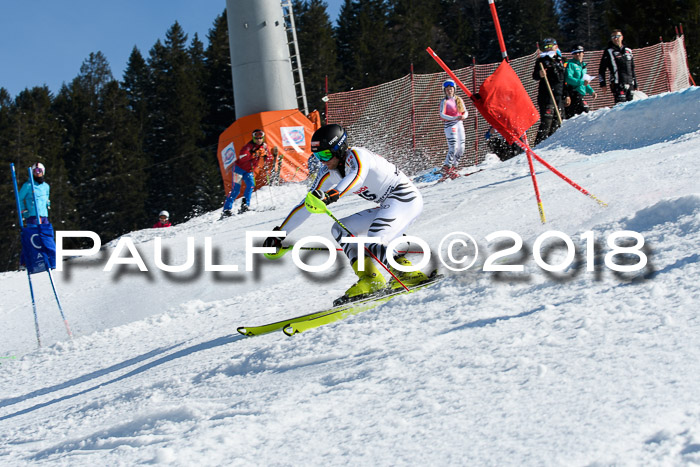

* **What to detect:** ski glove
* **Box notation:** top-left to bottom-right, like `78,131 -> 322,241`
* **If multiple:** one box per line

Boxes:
263,226 -> 283,249
311,188 -> 340,205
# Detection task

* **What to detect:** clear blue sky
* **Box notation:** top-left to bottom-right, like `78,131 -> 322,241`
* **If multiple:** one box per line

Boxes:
0,0 -> 343,98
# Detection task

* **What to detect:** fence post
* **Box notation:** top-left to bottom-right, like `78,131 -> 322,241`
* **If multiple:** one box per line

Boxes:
660,37 -> 672,92
472,57 -> 478,161
324,75 -> 329,124
410,63 -> 416,159
679,25 -> 697,86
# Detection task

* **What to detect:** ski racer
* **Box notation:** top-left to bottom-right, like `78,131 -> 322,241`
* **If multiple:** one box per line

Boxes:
263,124 -> 428,302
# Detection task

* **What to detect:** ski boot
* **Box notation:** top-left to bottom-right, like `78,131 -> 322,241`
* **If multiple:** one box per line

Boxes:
334,258 -> 386,305
388,256 -> 429,289
220,210 -> 233,219
238,198 -> 249,214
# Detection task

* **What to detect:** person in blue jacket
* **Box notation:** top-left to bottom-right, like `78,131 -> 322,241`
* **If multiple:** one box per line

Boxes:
19,162 -> 50,225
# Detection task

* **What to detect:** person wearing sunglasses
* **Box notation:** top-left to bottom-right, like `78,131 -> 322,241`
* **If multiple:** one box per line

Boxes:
18,162 -> 51,225
598,29 -> 638,104
263,124 -> 428,302
222,129 -> 277,217
565,46 -> 597,117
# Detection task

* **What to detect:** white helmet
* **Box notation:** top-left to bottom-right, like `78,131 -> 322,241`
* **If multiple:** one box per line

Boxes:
159,210 -> 169,218
32,162 -> 45,176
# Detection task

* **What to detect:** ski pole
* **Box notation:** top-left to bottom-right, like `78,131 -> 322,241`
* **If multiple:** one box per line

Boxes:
264,245 -> 425,261
10,163 -> 42,348
28,167 -> 73,340
304,192 -> 410,291
539,63 -> 563,125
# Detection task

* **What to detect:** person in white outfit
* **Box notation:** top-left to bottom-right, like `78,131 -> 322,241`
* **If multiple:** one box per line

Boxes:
263,124 -> 428,303
439,79 -> 467,177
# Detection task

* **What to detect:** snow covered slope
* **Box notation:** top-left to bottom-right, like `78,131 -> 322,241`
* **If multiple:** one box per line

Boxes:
1,87 -> 699,465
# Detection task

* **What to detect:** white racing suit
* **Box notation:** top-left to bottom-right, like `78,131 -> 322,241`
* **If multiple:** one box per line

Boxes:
279,147 -> 423,267
440,97 -> 466,167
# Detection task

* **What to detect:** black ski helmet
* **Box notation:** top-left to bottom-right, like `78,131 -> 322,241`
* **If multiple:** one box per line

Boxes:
311,124 -> 348,161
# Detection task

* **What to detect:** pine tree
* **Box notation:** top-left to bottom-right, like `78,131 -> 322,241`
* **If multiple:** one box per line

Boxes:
91,80 -> 148,238
386,0 -> 443,73
435,0 -> 488,67
144,22 -> 220,221
53,52 -> 114,232
122,46 -> 150,153
605,0 -> 699,78
335,0 -> 395,89
0,86 -> 77,271
293,0 -> 340,116
559,0 -> 609,50
495,0 -> 560,58
203,10 -> 235,148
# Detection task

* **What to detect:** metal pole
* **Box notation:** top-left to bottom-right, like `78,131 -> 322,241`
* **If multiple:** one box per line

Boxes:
27,167 -> 73,339
487,0 -> 509,61
10,164 -> 41,347
304,193 -> 409,291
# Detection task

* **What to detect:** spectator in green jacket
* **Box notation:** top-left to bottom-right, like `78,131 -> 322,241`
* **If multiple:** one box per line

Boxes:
565,46 -> 597,118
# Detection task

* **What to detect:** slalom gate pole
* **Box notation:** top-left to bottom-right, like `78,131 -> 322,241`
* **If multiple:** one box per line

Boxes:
539,63 -> 563,125
264,165 -> 275,207
44,267 -> 73,339
487,0 -> 509,61
427,47 -> 474,99
426,47 -> 548,221
523,145 -> 547,223
326,210 -> 410,292
305,193 -> 410,291
11,164 -> 42,347
28,167 -> 73,339
427,47 -> 607,211
514,141 -> 608,207
486,0 -> 550,220
25,268 -> 42,347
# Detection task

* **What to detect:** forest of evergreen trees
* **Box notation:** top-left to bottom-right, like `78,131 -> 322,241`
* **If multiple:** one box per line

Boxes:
1,0 -> 697,272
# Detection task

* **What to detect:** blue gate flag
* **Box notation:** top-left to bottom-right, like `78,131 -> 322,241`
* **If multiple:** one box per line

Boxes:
21,223 -> 57,274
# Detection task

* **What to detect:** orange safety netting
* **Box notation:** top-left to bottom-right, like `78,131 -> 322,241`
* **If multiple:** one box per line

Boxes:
326,36 -> 692,175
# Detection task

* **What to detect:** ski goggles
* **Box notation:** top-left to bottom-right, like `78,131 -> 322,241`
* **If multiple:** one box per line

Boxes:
313,149 -> 334,162
252,130 -> 265,139
33,167 -> 44,176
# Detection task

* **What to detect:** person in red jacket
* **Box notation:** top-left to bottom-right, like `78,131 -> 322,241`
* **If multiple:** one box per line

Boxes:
222,129 -> 278,217
153,210 -> 172,228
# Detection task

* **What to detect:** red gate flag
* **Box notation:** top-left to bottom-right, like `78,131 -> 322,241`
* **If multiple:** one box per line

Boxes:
473,60 -> 539,144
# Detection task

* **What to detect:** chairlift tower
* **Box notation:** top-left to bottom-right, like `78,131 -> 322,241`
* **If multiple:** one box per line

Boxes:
226,0 -> 302,118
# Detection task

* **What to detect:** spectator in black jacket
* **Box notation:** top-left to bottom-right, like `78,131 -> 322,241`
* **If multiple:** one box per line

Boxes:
533,38 -> 569,146
598,29 -> 638,104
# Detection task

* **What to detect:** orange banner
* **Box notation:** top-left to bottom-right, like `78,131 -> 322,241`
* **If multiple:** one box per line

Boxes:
217,109 -> 321,198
